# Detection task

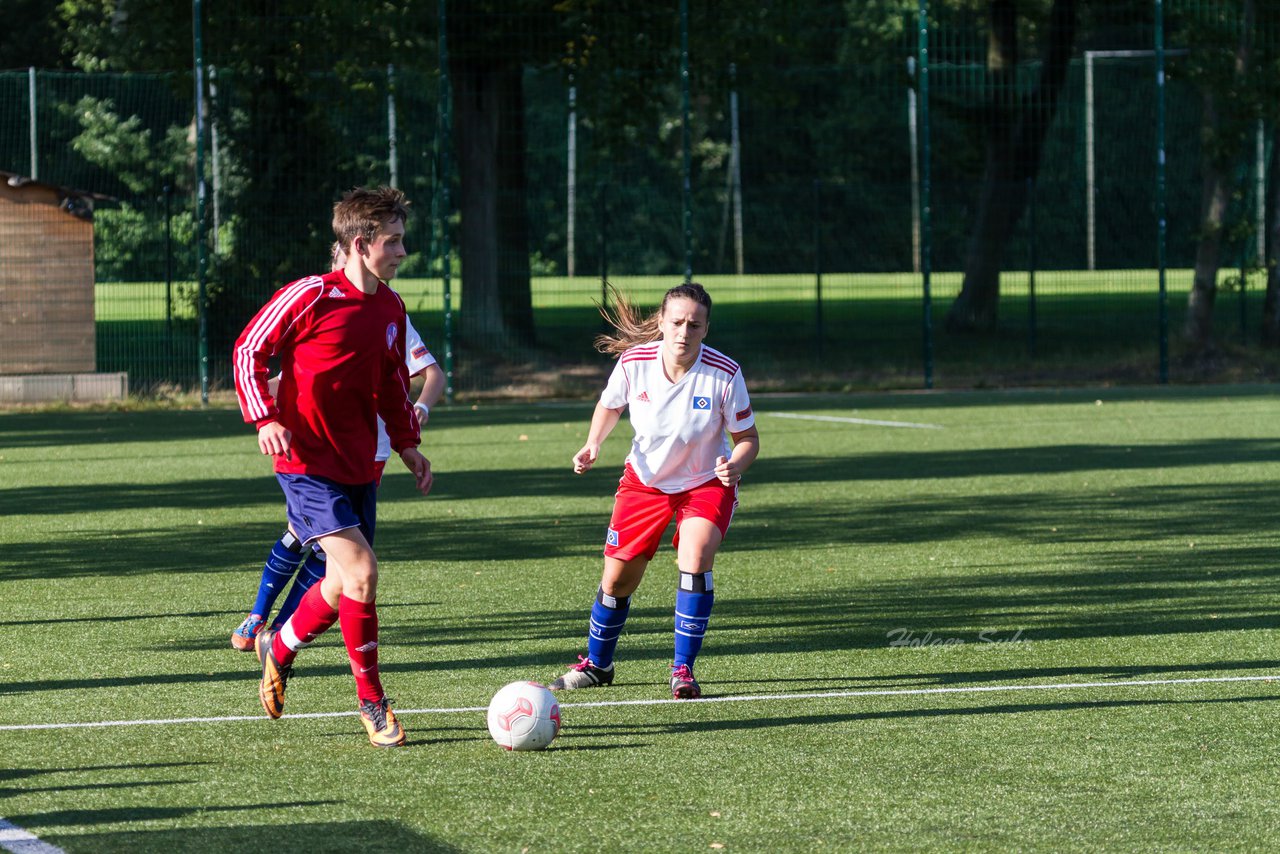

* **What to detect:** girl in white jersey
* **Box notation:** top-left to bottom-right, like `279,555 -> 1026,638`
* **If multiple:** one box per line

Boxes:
550,283 -> 760,699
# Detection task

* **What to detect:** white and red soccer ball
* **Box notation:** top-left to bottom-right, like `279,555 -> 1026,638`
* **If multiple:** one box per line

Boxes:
487,681 -> 561,751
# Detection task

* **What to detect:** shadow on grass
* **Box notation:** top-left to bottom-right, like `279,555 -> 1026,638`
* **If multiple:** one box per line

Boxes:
0,409 -> 246,449
6,470 -> 1280,582
42,820 -> 454,854
564,693 -> 1280,744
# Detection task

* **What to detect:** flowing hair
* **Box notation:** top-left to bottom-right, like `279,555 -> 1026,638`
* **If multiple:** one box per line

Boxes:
593,282 -> 713,356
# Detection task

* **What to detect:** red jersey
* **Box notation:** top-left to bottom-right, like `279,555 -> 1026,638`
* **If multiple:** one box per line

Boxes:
233,269 -> 419,485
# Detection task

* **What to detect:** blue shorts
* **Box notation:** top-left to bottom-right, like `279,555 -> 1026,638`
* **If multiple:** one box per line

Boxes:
276,474 -> 377,547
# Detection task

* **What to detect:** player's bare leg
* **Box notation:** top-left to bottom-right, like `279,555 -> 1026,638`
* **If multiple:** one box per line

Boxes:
315,530 -> 405,746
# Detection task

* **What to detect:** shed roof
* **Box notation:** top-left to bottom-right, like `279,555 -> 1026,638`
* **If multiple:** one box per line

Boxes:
0,171 -> 116,221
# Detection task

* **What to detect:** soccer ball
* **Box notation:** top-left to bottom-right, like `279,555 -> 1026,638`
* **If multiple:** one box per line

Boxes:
487,681 -> 561,751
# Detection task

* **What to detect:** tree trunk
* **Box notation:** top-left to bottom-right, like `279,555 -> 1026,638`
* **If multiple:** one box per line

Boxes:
945,0 -> 1078,334
452,61 -> 536,351
1183,104 -> 1230,351
1183,0 -> 1255,352
1262,133 -> 1280,346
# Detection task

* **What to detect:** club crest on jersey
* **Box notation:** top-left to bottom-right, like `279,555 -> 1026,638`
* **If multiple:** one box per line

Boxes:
606,527 -> 620,547
386,322 -> 399,349
692,396 -> 711,411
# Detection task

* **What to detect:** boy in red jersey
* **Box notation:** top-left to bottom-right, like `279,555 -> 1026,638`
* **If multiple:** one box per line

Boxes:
233,186 -> 431,747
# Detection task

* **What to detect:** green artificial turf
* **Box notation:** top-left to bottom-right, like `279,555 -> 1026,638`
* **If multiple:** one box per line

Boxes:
2,386 -> 1279,851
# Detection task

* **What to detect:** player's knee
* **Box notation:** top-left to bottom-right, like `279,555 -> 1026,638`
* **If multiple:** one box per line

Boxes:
342,556 -> 378,598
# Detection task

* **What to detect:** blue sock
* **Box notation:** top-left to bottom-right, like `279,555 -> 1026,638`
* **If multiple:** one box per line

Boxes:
271,548 -> 326,628
674,571 -> 714,670
250,532 -> 306,618
586,588 -> 630,669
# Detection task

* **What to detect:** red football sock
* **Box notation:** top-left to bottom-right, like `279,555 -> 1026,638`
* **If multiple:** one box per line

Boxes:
274,584 -> 338,666
339,595 -> 384,703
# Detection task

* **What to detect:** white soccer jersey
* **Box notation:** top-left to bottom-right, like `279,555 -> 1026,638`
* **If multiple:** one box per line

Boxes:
376,316 -> 437,462
600,342 -> 755,493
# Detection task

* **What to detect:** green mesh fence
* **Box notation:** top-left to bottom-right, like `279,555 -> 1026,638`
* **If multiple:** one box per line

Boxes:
0,1 -> 1274,397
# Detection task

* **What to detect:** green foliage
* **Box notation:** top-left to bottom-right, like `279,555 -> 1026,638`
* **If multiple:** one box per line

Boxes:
62,95 -> 190,193
93,204 -> 196,282
0,0 -> 71,69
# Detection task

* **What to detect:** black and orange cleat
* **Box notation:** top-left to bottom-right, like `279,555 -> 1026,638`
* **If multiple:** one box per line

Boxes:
255,628 -> 292,719
360,697 -> 407,747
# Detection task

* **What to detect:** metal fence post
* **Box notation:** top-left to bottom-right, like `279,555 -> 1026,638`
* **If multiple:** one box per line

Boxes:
28,67 -> 37,180
814,179 -> 824,361
437,0 -> 455,404
1155,0 -> 1169,384
680,0 -> 692,282
1027,176 -> 1038,358
918,0 -> 934,390
193,0 -> 209,405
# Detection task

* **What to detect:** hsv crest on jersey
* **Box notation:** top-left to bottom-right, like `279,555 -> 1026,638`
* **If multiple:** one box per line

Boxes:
692,396 -> 711,411
385,322 -> 398,349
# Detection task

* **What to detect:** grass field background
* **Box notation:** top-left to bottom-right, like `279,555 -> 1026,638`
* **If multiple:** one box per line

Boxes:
92,269 -> 1276,394
3,386 -> 1280,851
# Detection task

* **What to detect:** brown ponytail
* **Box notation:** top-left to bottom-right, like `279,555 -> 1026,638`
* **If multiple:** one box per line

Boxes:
593,282 -> 713,356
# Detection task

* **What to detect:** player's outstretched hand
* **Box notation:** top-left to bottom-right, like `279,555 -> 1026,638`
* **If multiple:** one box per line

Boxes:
258,421 -> 292,460
714,454 -> 741,488
401,448 -> 434,495
572,444 -> 599,475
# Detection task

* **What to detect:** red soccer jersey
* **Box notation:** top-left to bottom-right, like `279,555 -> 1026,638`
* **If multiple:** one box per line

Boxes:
233,269 -> 419,484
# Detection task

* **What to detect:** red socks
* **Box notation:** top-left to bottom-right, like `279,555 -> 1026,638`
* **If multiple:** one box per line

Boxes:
339,594 -> 384,702
274,583 -> 338,665
271,586 -> 384,702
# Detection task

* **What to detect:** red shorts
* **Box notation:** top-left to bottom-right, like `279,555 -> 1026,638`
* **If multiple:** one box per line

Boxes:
604,464 -> 738,561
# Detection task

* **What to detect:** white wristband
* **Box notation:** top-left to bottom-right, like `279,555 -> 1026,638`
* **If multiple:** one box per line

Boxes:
414,402 -> 430,422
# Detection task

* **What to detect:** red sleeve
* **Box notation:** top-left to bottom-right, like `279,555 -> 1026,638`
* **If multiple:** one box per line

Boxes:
233,277 -> 323,426
378,296 -> 421,453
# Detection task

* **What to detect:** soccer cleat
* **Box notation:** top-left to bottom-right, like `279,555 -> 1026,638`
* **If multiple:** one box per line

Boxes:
549,655 -> 614,691
360,697 -> 407,747
231,614 -> 266,651
255,628 -> 292,719
670,664 -> 701,700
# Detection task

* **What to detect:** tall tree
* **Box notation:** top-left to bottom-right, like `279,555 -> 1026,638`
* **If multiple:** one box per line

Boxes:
945,0 -> 1079,333
446,1 -> 543,351
1181,0 -> 1258,352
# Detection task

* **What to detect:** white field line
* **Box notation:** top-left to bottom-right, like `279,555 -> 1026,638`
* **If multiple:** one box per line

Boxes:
0,673 -> 1274,733
0,818 -> 65,854
767,411 -> 943,430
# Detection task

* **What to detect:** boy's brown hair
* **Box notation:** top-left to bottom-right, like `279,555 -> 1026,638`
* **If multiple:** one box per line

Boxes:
332,186 -> 410,253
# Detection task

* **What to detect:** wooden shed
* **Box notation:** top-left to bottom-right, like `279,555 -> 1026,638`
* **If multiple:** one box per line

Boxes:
0,171 -> 107,375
